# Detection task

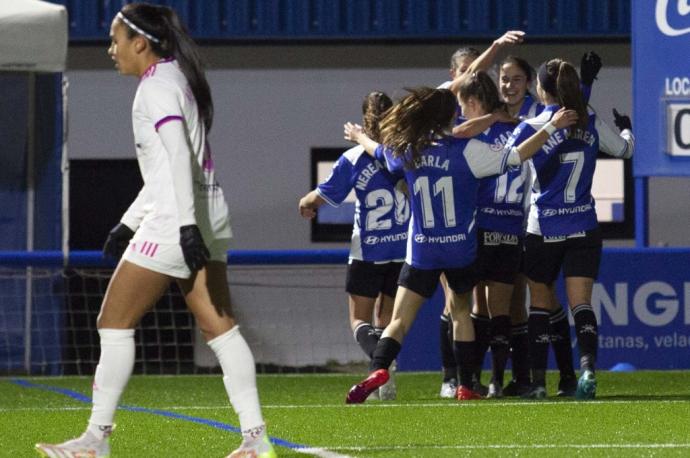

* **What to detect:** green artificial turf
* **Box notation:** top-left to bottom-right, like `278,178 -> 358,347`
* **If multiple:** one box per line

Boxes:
3,371 -> 690,457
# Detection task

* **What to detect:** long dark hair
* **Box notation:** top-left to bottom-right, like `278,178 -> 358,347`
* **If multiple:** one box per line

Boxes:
379,87 -> 456,169
119,3 -> 213,133
538,58 -> 588,131
362,91 -> 393,143
457,71 -> 504,114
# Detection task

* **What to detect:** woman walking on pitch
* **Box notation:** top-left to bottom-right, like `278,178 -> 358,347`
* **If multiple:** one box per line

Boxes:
36,4 -> 276,457
343,85 -> 577,403
299,91 -> 409,400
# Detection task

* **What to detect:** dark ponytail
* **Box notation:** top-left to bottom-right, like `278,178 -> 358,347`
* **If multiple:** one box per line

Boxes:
379,87 -> 456,169
457,71 -> 504,114
538,59 -> 588,131
119,3 -> 213,133
361,91 -> 393,143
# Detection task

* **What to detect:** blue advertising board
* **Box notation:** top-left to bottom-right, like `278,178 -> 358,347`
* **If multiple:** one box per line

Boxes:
398,248 -> 690,371
633,1 -> 690,175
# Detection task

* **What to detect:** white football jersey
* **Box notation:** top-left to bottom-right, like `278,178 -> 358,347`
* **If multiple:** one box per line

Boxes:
121,59 -> 231,244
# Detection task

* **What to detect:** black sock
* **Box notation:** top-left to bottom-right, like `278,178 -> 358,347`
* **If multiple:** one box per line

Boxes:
354,322 -> 379,359
471,313 -> 491,384
572,303 -> 598,372
453,340 -> 476,388
509,321 -> 530,385
549,308 -> 576,380
490,315 -> 511,387
439,314 -> 457,381
371,337 -> 401,371
374,327 -> 385,339
528,307 -> 551,385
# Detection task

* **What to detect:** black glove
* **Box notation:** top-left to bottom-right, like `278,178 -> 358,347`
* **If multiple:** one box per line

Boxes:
179,225 -> 209,272
580,51 -> 602,87
102,222 -> 135,260
612,108 -> 632,131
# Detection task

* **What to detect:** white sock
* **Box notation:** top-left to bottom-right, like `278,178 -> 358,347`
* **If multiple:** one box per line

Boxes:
207,326 -> 264,432
88,328 -> 135,439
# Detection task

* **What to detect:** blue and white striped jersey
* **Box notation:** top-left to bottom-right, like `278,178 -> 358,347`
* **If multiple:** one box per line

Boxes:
506,105 -> 634,237
375,137 -> 510,269
317,145 -> 410,262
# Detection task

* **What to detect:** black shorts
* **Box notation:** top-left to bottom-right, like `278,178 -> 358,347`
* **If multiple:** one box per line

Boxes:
523,228 -> 602,284
346,260 -> 403,298
476,229 -> 522,284
398,262 -> 480,299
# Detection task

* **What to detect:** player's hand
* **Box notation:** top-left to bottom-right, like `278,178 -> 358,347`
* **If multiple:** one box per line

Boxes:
551,108 -> 578,129
102,222 -> 135,260
299,197 -> 317,219
580,51 -> 602,87
344,122 -> 364,143
179,225 -> 209,272
493,108 -> 519,124
612,109 -> 632,132
494,30 -> 525,47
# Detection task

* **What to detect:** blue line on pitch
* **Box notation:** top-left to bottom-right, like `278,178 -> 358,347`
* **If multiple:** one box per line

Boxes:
10,378 -> 306,450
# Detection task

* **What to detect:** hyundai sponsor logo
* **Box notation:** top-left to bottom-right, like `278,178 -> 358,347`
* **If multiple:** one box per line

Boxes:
364,236 -> 379,245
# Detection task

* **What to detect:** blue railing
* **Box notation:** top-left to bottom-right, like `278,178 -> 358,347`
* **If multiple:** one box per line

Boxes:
47,0 -> 630,41
0,249 -> 349,267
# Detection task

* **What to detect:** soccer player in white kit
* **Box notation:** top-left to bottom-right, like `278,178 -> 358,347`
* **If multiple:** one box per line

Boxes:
36,4 -> 276,458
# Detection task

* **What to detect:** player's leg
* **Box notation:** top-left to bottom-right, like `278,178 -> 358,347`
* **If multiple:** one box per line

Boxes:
522,233 -> 564,399
438,274 -> 458,398
376,262 -> 403,400
349,294 -> 379,359
483,239 -> 521,398
563,229 -> 602,400
503,274 -> 531,396
346,264 -> 436,403
445,264 -> 482,400
347,260 -> 382,362
179,255 -> 275,458
485,280 -> 513,398
471,283 -> 491,395
36,260 -> 170,457
548,290 -> 577,397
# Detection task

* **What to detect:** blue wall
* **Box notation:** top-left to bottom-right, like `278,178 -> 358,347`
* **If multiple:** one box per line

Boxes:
48,0 -> 630,41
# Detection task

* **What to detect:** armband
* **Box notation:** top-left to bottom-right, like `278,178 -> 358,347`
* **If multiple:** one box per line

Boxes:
542,122 -> 557,136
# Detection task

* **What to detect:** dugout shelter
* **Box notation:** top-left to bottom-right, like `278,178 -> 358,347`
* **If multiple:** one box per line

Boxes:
0,0 -> 68,373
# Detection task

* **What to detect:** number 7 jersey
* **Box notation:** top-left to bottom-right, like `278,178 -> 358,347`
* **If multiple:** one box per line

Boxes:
317,145 -> 410,262
506,105 -> 634,237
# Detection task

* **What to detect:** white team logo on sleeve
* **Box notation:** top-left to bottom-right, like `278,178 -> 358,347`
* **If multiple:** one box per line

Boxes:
656,0 -> 690,36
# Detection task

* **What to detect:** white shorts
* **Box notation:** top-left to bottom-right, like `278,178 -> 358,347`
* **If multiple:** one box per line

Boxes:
122,238 -> 231,279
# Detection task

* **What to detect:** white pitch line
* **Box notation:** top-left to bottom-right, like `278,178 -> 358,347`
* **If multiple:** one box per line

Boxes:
3,398 -> 689,413
295,447 -> 354,458
324,443 -> 690,452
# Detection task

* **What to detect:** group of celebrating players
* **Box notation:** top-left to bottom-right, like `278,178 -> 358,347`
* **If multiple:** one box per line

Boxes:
299,30 -> 634,403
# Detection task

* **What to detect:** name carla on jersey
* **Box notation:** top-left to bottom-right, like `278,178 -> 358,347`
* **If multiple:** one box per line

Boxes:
355,160 -> 386,191
542,127 -> 596,154
413,154 -> 450,171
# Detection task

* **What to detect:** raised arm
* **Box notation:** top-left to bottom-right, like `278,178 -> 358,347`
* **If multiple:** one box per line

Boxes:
464,108 -> 578,179
508,107 -> 579,164
597,109 -> 634,159
344,122 -> 378,155
452,109 -> 517,138
449,30 -> 526,94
